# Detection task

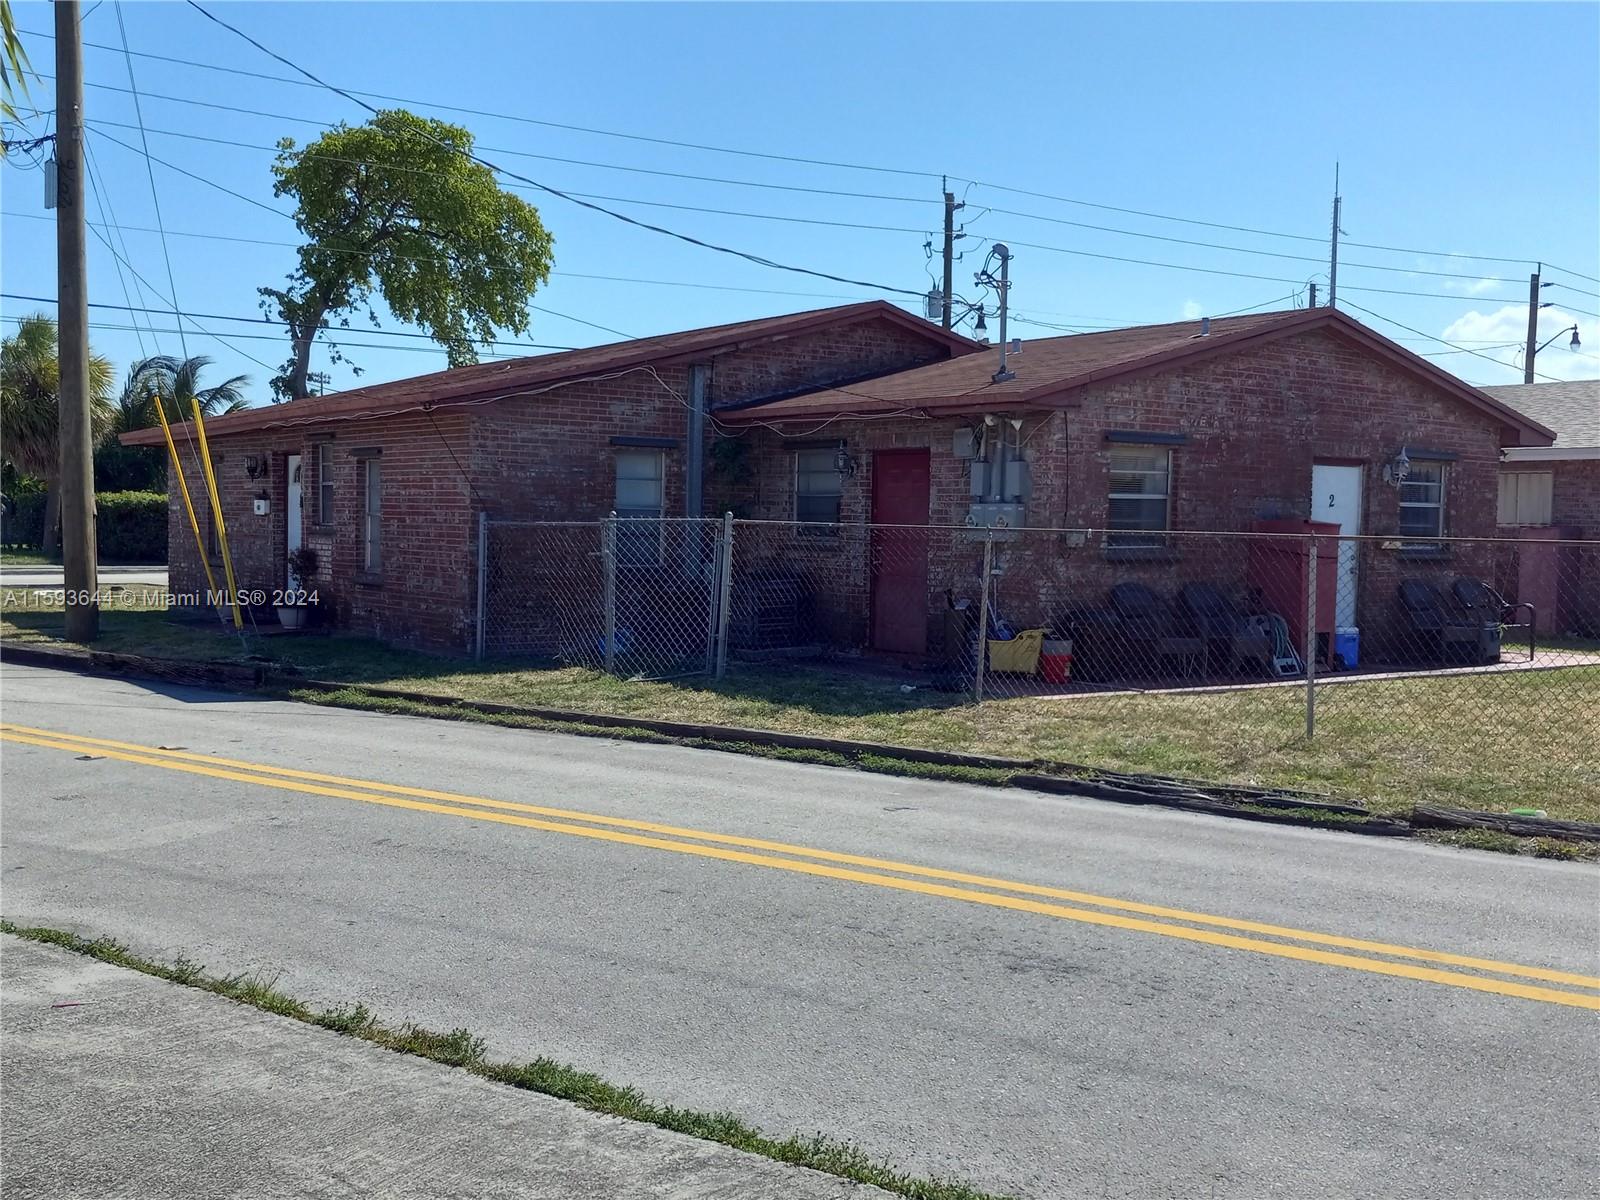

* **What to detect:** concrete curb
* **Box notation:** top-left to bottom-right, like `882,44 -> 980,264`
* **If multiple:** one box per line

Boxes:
5,638 -> 1595,846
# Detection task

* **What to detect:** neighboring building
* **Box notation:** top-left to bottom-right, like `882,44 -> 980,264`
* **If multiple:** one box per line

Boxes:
718,308 -> 1555,660
124,304 -> 1559,659
1482,379 -> 1600,635
121,302 -> 977,650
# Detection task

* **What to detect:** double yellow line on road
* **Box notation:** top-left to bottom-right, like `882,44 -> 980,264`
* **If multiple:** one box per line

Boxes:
4,721 -> 1598,1010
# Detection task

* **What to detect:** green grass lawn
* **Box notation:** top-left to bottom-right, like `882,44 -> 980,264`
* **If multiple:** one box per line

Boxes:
4,598 -> 1596,822
0,549 -> 56,566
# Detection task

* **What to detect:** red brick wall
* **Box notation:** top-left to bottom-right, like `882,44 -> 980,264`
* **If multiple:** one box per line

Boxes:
1498,458 -> 1600,635
734,328 -> 1513,661
165,413 -> 475,651
162,316 -> 957,654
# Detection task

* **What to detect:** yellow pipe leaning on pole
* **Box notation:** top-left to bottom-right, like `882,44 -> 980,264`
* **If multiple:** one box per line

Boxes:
152,393 -> 224,617
190,400 -> 244,631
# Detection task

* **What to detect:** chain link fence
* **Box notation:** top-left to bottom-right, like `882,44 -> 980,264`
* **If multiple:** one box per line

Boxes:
476,516 -> 1598,773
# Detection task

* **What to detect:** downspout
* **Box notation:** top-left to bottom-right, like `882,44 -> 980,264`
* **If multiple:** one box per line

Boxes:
686,364 -> 708,518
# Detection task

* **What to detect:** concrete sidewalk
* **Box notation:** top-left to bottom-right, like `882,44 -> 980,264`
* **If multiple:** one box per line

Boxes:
0,935 -> 885,1199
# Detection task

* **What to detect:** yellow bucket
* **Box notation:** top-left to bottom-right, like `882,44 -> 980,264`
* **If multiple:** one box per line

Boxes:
987,628 -> 1046,674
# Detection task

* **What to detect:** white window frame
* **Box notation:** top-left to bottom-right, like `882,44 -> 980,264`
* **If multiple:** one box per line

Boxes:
316,441 -> 335,526
794,447 -> 842,534
1107,447 -> 1172,547
360,458 -> 382,572
613,449 -> 664,566
1398,460 -> 1447,542
1497,471 -> 1553,527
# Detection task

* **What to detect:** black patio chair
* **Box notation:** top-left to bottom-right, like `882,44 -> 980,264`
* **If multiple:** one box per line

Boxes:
1177,582 -> 1273,676
1396,580 -> 1499,666
1107,582 -> 1204,679
1452,577 -> 1536,662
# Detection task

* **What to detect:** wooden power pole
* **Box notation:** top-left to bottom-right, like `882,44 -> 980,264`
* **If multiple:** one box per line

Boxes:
56,0 -> 98,641
941,180 -> 957,330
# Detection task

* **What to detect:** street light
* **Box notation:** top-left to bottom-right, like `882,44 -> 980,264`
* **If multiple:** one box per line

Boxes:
1535,324 -> 1582,355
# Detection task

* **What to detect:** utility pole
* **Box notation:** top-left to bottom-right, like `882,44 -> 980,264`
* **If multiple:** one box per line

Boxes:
941,177 -> 961,330
56,0 -> 98,642
1327,164 -> 1342,308
1524,264 -> 1543,384
991,244 -> 1014,383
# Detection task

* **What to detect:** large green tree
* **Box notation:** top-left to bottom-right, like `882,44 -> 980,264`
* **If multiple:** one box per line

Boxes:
1,314 -> 114,555
264,109 -> 554,400
96,355 -> 251,491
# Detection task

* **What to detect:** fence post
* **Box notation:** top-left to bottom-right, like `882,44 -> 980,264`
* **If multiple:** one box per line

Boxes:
715,512 -> 735,679
1305,534 -> 1318,739
474,511 -> 488,662
602,514 -> 618,675
974,530 -> 994,704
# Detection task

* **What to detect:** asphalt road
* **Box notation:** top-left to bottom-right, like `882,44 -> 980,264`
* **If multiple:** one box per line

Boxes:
0,565 -> 169,587
2,662 -> 1597,1199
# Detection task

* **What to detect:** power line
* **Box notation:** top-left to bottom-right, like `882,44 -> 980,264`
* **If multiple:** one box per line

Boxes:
0,292 -> 583,352
81,135 -> 150,358
91,113 -> 1547,288
3,314 -> 540,361
0,210 -> 883,300
112,1 -> 187,359
182,2 -> 926,299
1341,299 -> 1568,383
44,69 -> 1590,293
24,25 -> 939,181
19,26 -> 1600,278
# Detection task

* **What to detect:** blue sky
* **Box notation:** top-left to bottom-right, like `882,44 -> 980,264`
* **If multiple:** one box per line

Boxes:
3,1 -> 1597,402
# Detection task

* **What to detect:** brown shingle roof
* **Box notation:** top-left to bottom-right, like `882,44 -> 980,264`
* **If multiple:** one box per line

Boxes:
121,301 -> 979,446
1480,380 -> 1600,448
719,308 -> 1556,446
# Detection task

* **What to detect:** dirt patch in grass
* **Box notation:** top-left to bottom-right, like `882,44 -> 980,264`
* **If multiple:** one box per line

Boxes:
5,606 -> 1596,822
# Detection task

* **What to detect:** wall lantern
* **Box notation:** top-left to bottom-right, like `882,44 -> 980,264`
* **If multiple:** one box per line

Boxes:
244,453 -> 270,481
833,442 -> 859,481
1381,447 -> 1411,487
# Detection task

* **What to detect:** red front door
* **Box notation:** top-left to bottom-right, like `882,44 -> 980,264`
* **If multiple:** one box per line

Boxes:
870,449 -> 931,654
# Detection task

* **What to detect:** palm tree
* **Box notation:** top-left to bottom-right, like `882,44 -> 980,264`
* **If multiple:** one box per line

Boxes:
1,0 -> 33,124
0,314 -> 114,555
110,354 -> 250,435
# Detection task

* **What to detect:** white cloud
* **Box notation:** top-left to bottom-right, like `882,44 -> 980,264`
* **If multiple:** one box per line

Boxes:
1181,299 -> 1203,321
1437,305 -> 1599,384
1440,276 -> 1505,296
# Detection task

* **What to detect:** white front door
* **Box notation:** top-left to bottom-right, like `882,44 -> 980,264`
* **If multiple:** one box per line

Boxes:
285,454 -> 303,590
1311,462 -> 1361,629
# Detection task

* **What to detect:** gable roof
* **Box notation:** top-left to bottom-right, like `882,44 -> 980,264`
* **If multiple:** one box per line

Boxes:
719,307 -> 1557,446
1480,380 -> 1599,448
121,301 -> 980,446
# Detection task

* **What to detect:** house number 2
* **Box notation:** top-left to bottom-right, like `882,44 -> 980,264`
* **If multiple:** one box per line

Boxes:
1327,493 -> 1336,507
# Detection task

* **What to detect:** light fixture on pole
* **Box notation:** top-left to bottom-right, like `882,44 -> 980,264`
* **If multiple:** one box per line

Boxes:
1535,325 -> 1582,355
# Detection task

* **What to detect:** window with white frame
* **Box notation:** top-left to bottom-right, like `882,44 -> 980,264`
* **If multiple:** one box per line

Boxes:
1107,447 -> 1171,546
1497,472 -> 1553,527
316,441 -> 335,525
360,458 -> 382,572
1398,460 -> 1447,540
795,447 -> 842,533
614,449 -> 664,565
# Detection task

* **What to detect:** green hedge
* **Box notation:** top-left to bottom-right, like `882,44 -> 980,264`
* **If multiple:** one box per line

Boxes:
95,491 -> 168,562
0,489 -> 167,562
1,491 -> 46,549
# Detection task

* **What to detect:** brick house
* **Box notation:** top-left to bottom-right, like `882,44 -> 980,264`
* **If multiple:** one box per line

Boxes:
121,302 -> 977,650
1482,379 -> 1599,635
717,308 -> 1555,661
124,303 -> 1556,661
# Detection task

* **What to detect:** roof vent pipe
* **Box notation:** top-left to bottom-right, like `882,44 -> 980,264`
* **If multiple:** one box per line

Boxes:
1200,317 -> 1210,336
